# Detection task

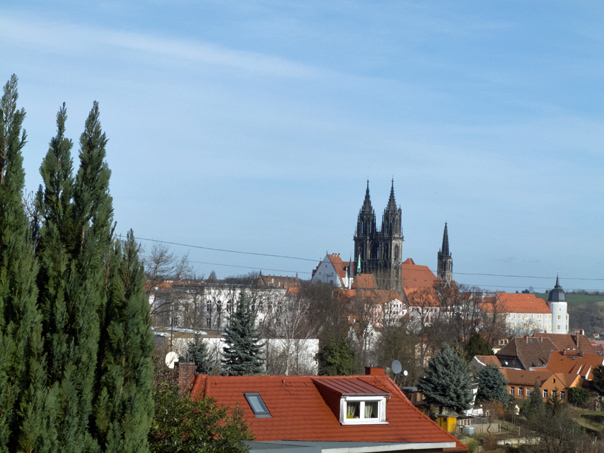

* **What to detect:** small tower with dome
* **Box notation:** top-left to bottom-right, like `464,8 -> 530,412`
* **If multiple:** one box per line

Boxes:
547,274 -> 569,334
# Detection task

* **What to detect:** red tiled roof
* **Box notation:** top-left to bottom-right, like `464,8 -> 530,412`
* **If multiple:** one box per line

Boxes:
328,254 -> 347,281
190,374 -> 467,451
401,258 -> 439,290
474,356 -> 502,368
404,287 -> 441,307
499,368 -> 554,386
543,351 -> 603,379
495,293 -> 551,314
351,273 -> 377,289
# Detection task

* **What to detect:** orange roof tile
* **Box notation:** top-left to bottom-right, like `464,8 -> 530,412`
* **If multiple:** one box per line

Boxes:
404,287 -> 441,307
543,351 -> 603,379
495,293 -> 551,314
401,258 -> 439,290
351,273 -> 377,289
190,374 -> 467,451
474,356 -> 502,368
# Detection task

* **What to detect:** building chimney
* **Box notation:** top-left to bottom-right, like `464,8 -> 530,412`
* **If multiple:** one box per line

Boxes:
175,361 -> 196,394
365,367 -> 385,376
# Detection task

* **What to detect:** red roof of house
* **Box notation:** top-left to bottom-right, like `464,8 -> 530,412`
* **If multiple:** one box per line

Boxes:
190,374 -> 467,451
474,355 -> 502,368
542,350 -> 603,379
328,254 -> 348,281
400,258 -> 439,290
404,286 -> 441,307
495,293 -> 551,314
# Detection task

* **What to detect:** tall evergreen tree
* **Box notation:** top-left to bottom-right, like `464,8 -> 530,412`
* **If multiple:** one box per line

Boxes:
222,292 -> 265,376
520,380 -> 545,420
0,75 -> 53,451
418,345 -> 473,414
317,338 -> 357,376
94,231 -> 154,451
188,334 -> 212,374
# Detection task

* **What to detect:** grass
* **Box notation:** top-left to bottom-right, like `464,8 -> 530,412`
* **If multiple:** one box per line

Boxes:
534,293 -> 604,308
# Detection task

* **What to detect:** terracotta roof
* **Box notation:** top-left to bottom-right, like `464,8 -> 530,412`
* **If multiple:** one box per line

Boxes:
258,274 -> 301,289
190,374 -> 467,451
496,337 -> 557,369
532,333 -> 596,354
400,259 -> 439,290
328,254 -> 348,281
542,350 -> 603,379
351,273 -> 377,289
495,293 -> 551,314
499,368 -> 554,386
404,287 -> 441,307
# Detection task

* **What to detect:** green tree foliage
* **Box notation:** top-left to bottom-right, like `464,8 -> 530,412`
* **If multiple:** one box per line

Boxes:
94,231 -> 154,451
463,331 -> 493,360
567,386 -> 590,408
592,365 -> 604,396
317,338 -> 357,376
222,292 -> 265,376
0,76 -> 154,452
475,365 -> 508,404
519,380 -> 545,420
418,345 -> 473,414
0,74 -> 53,452
188,334 -> 212,374
148,384 -> 252,452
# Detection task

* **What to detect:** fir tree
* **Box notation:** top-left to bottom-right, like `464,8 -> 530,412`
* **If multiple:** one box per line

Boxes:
0,74 -> 53,452
463,331 -> 493,360
222,293 -> 265,376
188,334 -> 212,374
418,345 -> 473,414
475,365 -> 508,404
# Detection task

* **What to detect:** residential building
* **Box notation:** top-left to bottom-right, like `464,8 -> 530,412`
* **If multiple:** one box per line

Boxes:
187,367 -> 468,452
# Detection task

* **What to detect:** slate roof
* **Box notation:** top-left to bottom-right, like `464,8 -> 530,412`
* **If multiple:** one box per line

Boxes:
496,337 -> 557,369
190,374 -> 467,451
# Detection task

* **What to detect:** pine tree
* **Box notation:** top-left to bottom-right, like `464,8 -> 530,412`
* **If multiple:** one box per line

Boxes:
222,292 -> 265,376
317,338 -> 357,376
188,334 -> 212,374
418,345 -> 473,414
0,75 -> 53,451
475,365 -> 508,404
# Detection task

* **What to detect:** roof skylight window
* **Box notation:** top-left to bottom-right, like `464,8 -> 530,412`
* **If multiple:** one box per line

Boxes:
244,393 -> 271,418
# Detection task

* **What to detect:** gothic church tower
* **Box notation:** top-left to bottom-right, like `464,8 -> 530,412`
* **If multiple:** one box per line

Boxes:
437,223 -> 453,287
354,181 -> 403,291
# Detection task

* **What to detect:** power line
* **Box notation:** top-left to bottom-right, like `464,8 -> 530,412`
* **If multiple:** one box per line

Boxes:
127,234 -> 603,286
134,236 -> 318,262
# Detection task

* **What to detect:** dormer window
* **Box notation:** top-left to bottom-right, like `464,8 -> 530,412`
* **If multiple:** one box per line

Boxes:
340,396 -> 387,425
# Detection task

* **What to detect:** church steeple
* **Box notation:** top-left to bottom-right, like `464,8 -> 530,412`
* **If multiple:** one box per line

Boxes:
437,223 -> 453,287
385,179 -> 397,213
361,180 -> 373,215
441,222 -> 450,256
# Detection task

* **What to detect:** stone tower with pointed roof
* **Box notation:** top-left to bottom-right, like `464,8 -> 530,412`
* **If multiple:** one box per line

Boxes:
547,275 -> 569,334
353,181 -> 403,291
437,223 -> 453,287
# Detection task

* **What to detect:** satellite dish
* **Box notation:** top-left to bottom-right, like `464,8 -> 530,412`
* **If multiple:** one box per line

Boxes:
165,351 -> 179,369
403,370 -> 409,377
391,360 -> 402,375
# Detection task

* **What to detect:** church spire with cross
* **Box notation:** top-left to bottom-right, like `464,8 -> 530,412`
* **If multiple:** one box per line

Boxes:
437,222 -> 453,287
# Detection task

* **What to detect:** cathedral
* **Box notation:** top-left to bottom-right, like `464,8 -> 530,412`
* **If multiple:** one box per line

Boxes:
353,181 -> 452,291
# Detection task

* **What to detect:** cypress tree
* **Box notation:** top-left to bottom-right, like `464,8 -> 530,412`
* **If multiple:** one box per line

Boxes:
0,75 -> 53,451
222,292 -> 265,376
95,231 -> 154,451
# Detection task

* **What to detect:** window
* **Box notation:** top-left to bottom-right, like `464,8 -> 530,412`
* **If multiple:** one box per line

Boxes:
558,315 -> 561,320
510,387 -> 515,395
244,393 -> 271,418
340,396 -> 387,425
526,388 -> 531,396
560,391 -> 565,400
543,390 -> 548,398
518,388 -> 523,397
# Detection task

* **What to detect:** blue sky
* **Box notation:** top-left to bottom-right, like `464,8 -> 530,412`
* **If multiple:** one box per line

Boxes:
2,1 -> 603,292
